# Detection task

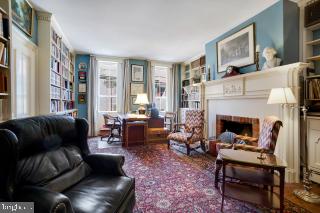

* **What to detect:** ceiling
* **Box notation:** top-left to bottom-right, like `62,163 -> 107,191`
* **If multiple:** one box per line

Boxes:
30,0 -> 280,62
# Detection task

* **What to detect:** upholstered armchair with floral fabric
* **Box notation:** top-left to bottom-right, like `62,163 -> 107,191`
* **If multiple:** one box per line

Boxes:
214,116 -> 283,187
167,110 -> 205,155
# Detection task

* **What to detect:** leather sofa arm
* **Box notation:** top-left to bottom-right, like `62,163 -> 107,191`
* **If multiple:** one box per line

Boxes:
14,186 -> 73,213
84,153 -> 126,176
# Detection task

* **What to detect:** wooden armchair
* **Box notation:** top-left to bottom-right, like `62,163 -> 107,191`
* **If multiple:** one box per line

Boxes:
167,110 -> 205,155
214,116 -> 283,187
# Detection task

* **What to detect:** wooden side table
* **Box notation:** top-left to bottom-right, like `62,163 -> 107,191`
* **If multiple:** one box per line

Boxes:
218,149 -> 286,212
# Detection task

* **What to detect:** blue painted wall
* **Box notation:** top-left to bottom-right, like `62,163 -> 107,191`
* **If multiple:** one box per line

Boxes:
75,54 -> 90,119
128,59 -> 148,111
205,0 -> 299,80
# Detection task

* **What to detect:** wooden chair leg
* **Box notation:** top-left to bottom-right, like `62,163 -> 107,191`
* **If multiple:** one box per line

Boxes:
186,143 -> 191,155
167,140 -> 170,149
215,159 -> 223,188
200,140 -> 206,152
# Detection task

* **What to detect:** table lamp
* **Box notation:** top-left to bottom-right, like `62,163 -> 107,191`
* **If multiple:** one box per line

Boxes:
267,87 -> 297,106
267,87 -> 320,204
135,93 -> 149,114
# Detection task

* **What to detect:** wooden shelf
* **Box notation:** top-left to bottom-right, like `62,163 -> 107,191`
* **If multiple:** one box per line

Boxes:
0,35 -> 8,42
306,38 -> 320,46
222,182 -> 280,210
306,75 -> 320,79
306,55 -> 320,61
307,22 -> 320,31
0,64 -> 9,69
225,166 -> 280,187
0,7 -> 8,16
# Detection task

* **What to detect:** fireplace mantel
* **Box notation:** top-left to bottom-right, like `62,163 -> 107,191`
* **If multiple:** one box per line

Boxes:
204,62 -> 309,183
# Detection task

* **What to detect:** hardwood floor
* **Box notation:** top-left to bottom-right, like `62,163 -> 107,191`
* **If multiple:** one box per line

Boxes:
285,183 -> 320,212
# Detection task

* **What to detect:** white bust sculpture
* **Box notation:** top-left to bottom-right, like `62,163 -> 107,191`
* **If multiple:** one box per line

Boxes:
262,47 -> 282,70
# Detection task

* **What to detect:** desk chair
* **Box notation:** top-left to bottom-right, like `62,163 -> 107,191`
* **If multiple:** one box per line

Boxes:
101,113 -> 122,144
164,111 -> 177,132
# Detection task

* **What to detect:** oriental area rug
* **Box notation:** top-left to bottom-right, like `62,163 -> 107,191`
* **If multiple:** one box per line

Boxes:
88,138 -> 309,213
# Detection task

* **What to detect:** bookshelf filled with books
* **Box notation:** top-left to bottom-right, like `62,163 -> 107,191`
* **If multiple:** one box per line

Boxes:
0,0 -> 11,122
38,12 -> 77,117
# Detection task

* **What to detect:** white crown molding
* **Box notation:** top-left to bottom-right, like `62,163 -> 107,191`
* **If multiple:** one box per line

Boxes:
36,11 -> 52,22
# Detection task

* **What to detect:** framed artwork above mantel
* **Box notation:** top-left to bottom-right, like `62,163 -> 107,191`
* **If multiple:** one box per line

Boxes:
11,0 -> 34,37
217,23 -> 255,73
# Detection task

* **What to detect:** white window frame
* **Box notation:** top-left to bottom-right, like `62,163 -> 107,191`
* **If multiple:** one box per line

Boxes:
97,61 -> 119,113
153,65 -> 169,112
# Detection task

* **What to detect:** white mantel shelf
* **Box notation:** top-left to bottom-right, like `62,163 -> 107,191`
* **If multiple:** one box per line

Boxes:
204,62 -> 310,183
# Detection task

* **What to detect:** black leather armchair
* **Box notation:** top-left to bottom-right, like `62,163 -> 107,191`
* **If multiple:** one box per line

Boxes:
0,115 -> 135,213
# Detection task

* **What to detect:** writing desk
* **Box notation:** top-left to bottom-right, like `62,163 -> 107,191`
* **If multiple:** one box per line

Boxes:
117,114 -> 149,147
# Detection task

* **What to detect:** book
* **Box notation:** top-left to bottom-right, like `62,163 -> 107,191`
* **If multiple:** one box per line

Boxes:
0,42 -> 4,62
0,13 -> 3,37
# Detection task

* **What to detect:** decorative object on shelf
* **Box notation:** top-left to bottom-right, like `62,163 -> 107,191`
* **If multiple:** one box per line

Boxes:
267,87 -> 320,204
134,93 -> 149,114
217,23 -> 255,73
207,65 -> 211,80
131,64 -> 144,82
222,65 -> 240,78
78,71 -> 86,81
262,47 -> 282,70
78,83 -> 86,93
11,0 -> 33,36
78,62 -> 87,71
78,94 -> 86,104
255,44 -> 260,71
130,83 -> 144,95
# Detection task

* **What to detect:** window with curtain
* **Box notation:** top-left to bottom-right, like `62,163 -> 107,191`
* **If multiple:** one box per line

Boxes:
153,65 -> 169,111
98,61 -> 120,112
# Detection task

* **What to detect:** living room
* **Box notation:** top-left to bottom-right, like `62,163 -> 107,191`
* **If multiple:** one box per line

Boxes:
0,0 -> 320,212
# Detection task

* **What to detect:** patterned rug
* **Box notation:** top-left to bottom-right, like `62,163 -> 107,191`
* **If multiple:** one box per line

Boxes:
88,139 -> 309,213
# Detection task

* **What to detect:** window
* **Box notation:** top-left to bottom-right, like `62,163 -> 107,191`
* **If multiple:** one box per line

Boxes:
98,61 -> 119,112
153,65 -> 169,111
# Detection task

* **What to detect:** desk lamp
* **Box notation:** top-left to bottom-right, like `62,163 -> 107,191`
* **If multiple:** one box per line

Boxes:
135,93 -> 149,114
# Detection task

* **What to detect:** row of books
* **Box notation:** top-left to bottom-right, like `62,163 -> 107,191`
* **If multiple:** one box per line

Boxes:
50,99 -> 60,113
0,42 -> 8,66
51,57 -> 60,74
0,71 -> 8,92
308,79 -> 320,100
51,43 -> 60,60
51,28 -> 61,46
50,85 -> 61,99
51,72 -> 61,87
0,13 -> 9,39
62,100 -> 74,111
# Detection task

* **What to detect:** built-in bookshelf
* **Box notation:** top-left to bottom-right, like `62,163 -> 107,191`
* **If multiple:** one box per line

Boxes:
181,55 -> 206,109
38,12 -> 77,117
0,0 -> 11,122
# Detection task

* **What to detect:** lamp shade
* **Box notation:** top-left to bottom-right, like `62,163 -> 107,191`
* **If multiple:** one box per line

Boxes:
135,93 -> 149,105
267,87 -> 297,104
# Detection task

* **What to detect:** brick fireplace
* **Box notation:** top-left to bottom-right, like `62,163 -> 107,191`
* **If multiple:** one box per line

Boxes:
216,114 -> 260,138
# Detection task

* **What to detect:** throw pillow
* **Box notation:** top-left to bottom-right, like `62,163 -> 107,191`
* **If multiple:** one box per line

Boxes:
218,131 -> 236,144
